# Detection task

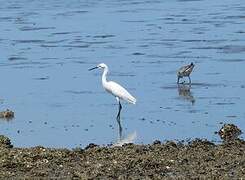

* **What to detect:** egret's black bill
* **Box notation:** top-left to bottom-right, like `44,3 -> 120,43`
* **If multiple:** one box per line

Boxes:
88,67 -> 98,71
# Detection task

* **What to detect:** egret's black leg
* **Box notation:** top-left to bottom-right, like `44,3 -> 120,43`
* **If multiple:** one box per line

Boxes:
188,76 -> 191,84
116,101 -> 122,140
116,101 -> 122,120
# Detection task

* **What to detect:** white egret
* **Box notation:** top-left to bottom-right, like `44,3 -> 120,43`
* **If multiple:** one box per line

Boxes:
177,62 -> 195,84
89,63 -> 136,121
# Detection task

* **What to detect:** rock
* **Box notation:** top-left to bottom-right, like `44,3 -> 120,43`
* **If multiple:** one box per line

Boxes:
84,143 -> 98,150
0,109 -> 14,119
0,135 -> 13,148
218,124 -> 242,141
153,140 -> 161,145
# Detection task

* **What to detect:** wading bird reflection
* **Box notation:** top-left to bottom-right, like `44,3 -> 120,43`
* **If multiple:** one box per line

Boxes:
113,131 -> 137,147
177,83 -> 195,105
177,62 -> 195,84
89,63 -> 136,134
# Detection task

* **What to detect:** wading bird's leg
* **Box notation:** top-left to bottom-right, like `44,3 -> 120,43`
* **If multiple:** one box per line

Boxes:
188,76 -> 191,84
116,98 -> 123,140
117,100 -> 122,121
177,76 -> 180,84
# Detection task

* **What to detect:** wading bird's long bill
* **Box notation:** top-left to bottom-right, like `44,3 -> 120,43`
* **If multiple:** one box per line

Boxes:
88,66 -> 98,71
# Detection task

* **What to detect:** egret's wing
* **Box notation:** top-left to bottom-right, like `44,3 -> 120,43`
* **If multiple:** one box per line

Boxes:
105,81 -> 136,104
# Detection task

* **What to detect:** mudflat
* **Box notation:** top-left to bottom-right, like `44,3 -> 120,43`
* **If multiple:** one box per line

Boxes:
0,135 -> 244,179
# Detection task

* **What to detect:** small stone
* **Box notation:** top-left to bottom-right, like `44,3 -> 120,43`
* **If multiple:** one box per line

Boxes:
0,135 -> 13,148
153,140 -> 161,145
218,124 -> 242,141
84,143 -> 98,150
0,109 -> 14,119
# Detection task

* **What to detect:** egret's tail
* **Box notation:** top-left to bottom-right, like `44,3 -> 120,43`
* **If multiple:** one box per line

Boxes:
127,95 -> 136,104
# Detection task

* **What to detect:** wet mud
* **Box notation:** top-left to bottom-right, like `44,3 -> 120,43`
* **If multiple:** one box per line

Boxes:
0,129 -> 244,179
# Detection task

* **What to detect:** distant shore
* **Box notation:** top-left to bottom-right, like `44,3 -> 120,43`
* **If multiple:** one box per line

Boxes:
0,134 -> 244,179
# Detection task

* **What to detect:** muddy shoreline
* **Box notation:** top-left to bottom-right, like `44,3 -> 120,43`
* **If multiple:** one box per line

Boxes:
0,134 -> 244,179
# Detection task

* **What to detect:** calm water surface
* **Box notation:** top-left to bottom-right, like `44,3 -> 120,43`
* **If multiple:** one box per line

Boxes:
0,0 -> 244,148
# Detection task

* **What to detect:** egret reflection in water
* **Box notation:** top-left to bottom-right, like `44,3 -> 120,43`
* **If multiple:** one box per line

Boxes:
113,131 -> 137,147
177,84 -> 195,105
117,116 -> 123,140
113,109 -> 136,146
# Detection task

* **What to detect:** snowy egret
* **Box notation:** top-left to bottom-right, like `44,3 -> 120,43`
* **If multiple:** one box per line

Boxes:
177,62 -> 195,84
89,63 -> 136,121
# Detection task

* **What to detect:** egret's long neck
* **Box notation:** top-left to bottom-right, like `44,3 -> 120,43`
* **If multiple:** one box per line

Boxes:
102,67 -> 108,86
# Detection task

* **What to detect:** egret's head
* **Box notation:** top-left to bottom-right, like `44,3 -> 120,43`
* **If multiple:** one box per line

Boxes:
89,63 -> 108,71
97,63 -> 107,69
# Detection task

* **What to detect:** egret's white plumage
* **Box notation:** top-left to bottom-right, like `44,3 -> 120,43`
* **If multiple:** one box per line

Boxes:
90,63 -> 136,104
104,81 -> 136,104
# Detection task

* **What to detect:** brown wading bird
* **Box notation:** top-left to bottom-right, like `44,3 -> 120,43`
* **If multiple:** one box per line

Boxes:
177,62 -> 195,84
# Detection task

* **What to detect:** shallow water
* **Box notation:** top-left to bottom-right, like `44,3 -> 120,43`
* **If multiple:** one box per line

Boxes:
0,0 -> 244,148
